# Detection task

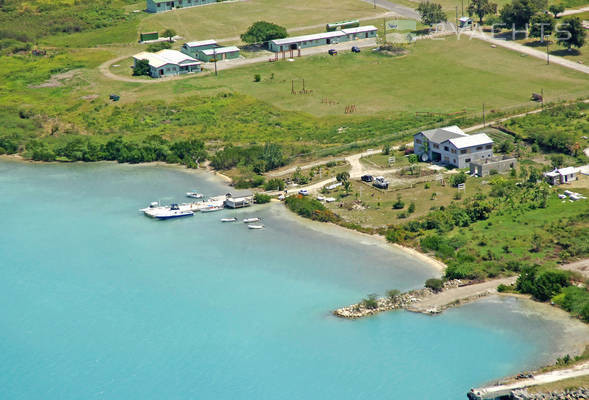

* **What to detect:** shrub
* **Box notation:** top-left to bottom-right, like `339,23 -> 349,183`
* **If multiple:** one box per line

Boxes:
254,193 -> 271,204
450,172 -> 467,187
241,21 -> 287,45
264,178 -> 285,191
146,41 -> 172,52
408,201 -> 415,213
254,74 -> 261,82
133,59 -> 150,76
517,266 -> 570,301
362,294 -> 379,309
386,289 -> 401,300
393,195 -> 405,209
425,278 -> 443,292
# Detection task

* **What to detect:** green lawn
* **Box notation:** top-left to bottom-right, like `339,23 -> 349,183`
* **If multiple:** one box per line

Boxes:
138,0 -> 386,43
116,36 -> 589,117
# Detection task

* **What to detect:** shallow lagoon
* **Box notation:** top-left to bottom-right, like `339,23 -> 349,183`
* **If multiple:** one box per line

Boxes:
0,161 -> 571,399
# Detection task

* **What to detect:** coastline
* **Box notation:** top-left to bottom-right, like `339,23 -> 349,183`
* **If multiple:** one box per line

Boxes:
274,202 -> 445,277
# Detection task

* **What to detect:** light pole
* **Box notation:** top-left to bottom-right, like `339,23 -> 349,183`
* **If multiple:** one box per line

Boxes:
546,39 -> 550,65
213,48 -> 218,76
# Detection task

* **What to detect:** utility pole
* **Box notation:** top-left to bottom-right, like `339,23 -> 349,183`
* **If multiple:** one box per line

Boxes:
374,0 -> 376,8
482,103 -> 486,127
541,88 -> 544,109
456,6 -> 458,28
383,17 -> 387,43
461,0 -> 464,16
546,40 -> 550,65
213,48 -> 218,76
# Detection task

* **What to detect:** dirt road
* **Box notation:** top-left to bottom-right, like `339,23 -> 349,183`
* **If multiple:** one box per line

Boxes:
407,277 -> 517,313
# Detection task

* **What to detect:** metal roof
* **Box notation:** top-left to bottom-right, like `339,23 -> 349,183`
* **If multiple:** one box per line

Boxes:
133,50 -> 200,68
202,46 -> 240,56
418,125 -> 467,143
341,25 -> 378,34
446,133 -> 493,149
184,39 -> 217,48
271,31 -> 346,46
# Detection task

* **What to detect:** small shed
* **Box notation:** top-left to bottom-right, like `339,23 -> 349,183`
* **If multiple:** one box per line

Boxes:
458,17 -> 473,28
544,167 -> 578,185
140,32 -> 159,42
224,196 -> 252,209
199,46 -> 240,62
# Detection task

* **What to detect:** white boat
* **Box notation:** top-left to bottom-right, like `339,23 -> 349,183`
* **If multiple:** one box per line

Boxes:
248,224 -> 264,229
201,206 -> 224,213
243,217 -> 261,223
221,217 -> 238,222
317,195 -> 325,201
154,204 -> 194,220
186,191 -> 203,199
325,197 -> 336,203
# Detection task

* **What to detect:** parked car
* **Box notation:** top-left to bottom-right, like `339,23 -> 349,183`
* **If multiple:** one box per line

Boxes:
373,176 -> 389,189
298,189 -> 309,196
351,46 -> 361,53
328,49 -> 338,56
109,94 -> 120,101
361,175 -> 373,182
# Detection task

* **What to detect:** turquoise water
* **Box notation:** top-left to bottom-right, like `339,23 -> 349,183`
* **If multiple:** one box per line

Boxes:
0,161 -> 562,399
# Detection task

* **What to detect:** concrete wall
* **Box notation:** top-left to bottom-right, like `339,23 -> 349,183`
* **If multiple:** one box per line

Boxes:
470,158 -> 517,177
198,50 -> 240,62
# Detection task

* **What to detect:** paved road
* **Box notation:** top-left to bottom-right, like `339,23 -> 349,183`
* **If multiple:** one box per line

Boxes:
465,30 -> 589,75
359,0 -> 420,19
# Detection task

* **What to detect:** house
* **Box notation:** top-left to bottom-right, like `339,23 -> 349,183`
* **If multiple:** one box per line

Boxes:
268,26 -> 377,52
224,196 -> 252,209
543,167 -> 578,185
470,156 -> 517,177
146,0 -> 216,13
413,126 -> 494,169
133,49 -> 201,78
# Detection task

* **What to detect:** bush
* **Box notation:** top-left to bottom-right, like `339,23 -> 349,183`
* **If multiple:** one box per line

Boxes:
264,178 -> 285,191
386,289 -> 401,300
450,172 -> 467,187
254,74 -> 261,82
133,59 -> 150,76
393,195 -> 405,209
254,193 -> 271,204
284,195 -> 338,223
425,278 -> 443,292
408,201 -> 415,213
146,41 -> 172,52
362,294 -> 379,309
517,266 -> 571,301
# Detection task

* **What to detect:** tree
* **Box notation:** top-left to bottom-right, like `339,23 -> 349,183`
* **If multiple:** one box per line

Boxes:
240,21 -> 287,45
336,171 -> 350,183
450,171 -> 467,187
408,153 -> 418,164
362,293 -> 379,309
386,289 -> 401,300
162,28 -> 176,42
417,1 -> 447,27
549,3 -> 565,18
500,0 -> 536,30
264,178 -> 285,191
556,17 -> 586,50
133,59 -> 150,76
529,13 -> 555,40
147,41 -> 172,52
467,0 -> 498,24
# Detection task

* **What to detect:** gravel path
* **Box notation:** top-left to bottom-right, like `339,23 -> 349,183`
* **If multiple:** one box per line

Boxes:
560,259 -> 589,279
406,276 -> 517,313
464,30 -> 589,75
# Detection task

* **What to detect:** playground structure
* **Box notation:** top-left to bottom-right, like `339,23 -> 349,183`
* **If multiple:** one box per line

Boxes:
269,48 -> 302,62
291,79 -> 312,95
344,104 -> 357,114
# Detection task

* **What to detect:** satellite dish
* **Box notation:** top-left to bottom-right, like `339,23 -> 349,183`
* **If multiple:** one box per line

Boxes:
421,153 -> 429,162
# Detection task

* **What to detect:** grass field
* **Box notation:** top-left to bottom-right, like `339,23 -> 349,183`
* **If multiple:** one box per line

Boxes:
138,0 -> 386,43
106,36 -> 589,117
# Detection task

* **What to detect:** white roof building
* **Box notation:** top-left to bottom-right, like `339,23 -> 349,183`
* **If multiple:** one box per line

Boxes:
447,133 -> 493,149
201,46 -> 240,56
184,39 -> 217,48
133,50 -> 200,68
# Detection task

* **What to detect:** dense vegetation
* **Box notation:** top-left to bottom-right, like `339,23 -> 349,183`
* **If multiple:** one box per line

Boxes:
501,103 -> 589,158
284,195 -> 339,222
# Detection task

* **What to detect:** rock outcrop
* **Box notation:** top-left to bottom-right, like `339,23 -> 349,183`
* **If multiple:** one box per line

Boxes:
511,387 -> 589,399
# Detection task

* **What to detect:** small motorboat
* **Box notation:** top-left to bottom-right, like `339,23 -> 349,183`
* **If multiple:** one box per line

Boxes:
248,224 -> 264,230
317,195 -> 325,201
155,204 -> 194,220
201,206 -> 224,213
221,217 -> 238,222
243,217 -> 261,223
325,197 -> 336,203
186,191 -> 203,199
139,201 -> 160,212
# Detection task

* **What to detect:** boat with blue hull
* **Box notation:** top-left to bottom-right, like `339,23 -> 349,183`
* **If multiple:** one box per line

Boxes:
154,204 -> 194,220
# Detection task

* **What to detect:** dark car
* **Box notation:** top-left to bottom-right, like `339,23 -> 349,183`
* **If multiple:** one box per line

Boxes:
328,49 -> 338,56
351,46 -> 361,53
361,175 -> 373,182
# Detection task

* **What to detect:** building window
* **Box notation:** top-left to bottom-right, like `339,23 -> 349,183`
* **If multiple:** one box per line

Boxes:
476,146 -> 483,150
415,139 -> 421,144
460,149 -> 467,154
453,159 -> 456,164
451,149 -> 456,154
444,146 -> 449,151
433,144 -> 439,149
485,144 -> 492,149
465,158 -> 471,162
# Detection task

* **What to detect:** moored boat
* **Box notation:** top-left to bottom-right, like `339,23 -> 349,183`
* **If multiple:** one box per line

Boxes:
154,204 -> 194,220
248,224 -> 264,229
201,206 -> 224,213
243,217 -> 261,223
186,191 -> 203,199
221,217 -> 238,222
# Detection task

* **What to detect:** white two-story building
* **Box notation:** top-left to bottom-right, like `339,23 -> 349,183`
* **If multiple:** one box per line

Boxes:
413,126 -> 494,169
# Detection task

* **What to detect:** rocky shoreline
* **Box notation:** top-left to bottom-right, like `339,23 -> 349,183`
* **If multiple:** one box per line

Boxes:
511,387 -> 588,399
333,280 -> 466,318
